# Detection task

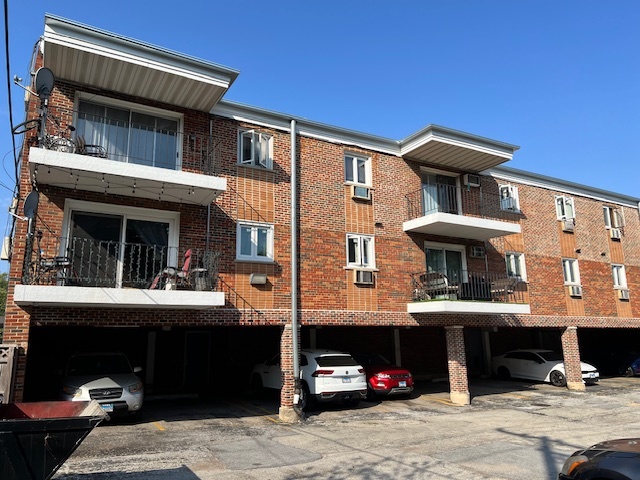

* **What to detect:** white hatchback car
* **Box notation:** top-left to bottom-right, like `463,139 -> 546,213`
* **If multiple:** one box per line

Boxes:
250,348 -> 367,409
60,352 -> 144,417
491,349 -> 599,387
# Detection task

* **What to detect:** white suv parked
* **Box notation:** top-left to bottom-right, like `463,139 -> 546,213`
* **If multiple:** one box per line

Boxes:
251,348 -> 367,409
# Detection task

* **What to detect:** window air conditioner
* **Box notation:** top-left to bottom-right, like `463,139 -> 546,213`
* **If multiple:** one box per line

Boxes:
354,270 -> 374,285
569,285 -> 583,297
463,174 -> 481,187
351,185 -> 371,200
470,246 -> 486,258
562,218 -> 575,232
618,289 -> 630,300
610,228 -> 621,240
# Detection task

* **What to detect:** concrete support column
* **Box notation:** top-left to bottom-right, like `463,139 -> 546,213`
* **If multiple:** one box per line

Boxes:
445,325 -> 470,405
279,324 -> 302,422
561,326 -> 585,391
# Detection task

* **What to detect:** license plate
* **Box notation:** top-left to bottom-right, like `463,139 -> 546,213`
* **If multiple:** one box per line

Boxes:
100,403 -> 114,412
399,381 -> 407,387
342,377 -> 351,383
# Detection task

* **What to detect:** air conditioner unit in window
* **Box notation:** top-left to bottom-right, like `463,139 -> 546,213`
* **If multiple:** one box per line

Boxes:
618,289 -> 630,300
562,218 -> 575,232
351,185 -> 371,200
610,228 -> 621,240
470,246 -> 486,258
569,285 -> 583,297
354,270 -> 374,285
463,174 -> 481,187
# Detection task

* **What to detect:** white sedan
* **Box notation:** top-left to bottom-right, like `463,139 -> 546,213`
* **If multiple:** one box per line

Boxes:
491,349 -> 599,387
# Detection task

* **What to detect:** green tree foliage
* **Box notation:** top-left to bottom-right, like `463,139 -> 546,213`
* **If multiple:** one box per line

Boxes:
0,272 -> 7,314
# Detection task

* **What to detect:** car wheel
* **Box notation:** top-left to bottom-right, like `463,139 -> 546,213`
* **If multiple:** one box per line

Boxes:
549,370 -> 567,387
250,374 -> 264,397
497,366 -> 511,380
623,366 -> 634,377
300,383 -> 315,412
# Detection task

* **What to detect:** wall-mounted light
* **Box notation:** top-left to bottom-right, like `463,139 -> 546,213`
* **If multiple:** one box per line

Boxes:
250,273 -> 268,285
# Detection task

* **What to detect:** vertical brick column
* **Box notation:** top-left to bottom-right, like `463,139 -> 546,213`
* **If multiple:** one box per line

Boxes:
445,325 -> 470,405
278,324 -> 302,422
561,326 -> 585,391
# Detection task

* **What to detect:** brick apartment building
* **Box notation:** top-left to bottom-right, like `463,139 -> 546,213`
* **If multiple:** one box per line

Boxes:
4,15 -> 639,420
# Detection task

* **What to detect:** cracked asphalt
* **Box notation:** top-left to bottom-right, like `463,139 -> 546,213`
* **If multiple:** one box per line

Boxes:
53,377 -> 640,480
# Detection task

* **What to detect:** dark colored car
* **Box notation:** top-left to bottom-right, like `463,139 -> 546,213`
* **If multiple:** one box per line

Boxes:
352,353 -> 414,399
559,438 -> 640,479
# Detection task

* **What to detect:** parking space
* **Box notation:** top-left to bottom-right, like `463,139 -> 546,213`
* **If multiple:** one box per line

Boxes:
53,376 -> 640,479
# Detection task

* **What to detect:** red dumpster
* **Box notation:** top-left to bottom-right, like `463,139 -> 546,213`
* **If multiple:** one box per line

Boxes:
0,400 -> 106,480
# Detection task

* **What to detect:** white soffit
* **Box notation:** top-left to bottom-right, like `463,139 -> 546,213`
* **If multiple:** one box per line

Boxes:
42,15 -> 239,112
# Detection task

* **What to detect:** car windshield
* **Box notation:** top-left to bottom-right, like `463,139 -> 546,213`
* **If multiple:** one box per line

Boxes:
315,355 -> 360,367
537,351 -> 564,362
67,354 -> 133,376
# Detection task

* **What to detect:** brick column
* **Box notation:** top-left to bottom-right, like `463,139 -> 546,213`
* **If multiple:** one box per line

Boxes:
445,325 -> 470,405
278,324 -> 302,422
561,326 -> 585,391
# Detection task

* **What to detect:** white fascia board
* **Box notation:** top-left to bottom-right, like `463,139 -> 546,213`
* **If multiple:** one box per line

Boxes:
399,125 -> 519,159
44,15 -> 239,89
488,166 -> 640,208
407,300 -> 531,315
213,100 -> 401,157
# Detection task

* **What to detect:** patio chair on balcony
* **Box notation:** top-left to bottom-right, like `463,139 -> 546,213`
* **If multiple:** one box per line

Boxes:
414,272 -> 459,300
149,249 -> 194,290
148,249 -> 217,291
490,276 -> 519,302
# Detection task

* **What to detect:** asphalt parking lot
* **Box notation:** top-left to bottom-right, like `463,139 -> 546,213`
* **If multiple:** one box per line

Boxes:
53,377 -> 640,480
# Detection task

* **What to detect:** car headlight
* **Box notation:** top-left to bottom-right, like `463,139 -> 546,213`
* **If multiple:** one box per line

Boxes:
62,385 -> 82,397
128,381 -> 144,394
560,454 -> 588,476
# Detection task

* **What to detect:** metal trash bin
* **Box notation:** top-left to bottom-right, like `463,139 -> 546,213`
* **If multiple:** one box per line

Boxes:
0,400 -> 106,480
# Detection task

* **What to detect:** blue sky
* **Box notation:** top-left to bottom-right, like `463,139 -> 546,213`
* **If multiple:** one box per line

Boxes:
1,1 -> 639,252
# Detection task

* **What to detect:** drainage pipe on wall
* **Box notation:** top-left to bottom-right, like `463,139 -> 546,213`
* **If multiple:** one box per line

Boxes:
290,119 -> 301,408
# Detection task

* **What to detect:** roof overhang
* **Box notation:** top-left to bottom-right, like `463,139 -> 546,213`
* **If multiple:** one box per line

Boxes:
42,14 -> 239,112
408,300 -> 530,315
14,285 -> 225,309
29,147 -> 226,205
403,212 -> 521,241
399,125 -> 519,172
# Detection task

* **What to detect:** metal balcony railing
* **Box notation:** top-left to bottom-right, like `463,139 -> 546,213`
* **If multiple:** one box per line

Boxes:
27,105 -> 221,176
23,234 -> 220,291
410,269 -> 527,303
406,183 -> 521,223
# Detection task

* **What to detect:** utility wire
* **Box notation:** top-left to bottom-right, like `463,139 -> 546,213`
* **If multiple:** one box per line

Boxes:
3,0 -> 19,198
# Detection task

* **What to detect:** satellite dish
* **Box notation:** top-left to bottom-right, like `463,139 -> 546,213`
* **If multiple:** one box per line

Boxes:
35,67 -> 55,98
23,191 -> 40,219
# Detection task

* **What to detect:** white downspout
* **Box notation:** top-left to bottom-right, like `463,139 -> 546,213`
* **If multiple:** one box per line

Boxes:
290,119 -> 300,407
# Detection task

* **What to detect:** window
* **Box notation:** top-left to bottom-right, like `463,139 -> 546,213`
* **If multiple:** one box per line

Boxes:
76,98 -> 180,170
603,206 -> 624,229
62,200 -> 179,288
505,252 -> 526,281
612,264 -> 627,289
237,222 -> 274,262
344,154 -> 371,186
347,234 -> 375,268
238,129 -> 273,169
425,243 -> 467,283
555,195 -> 575,220
562,258 -> 581,285
499,185 -> 520,211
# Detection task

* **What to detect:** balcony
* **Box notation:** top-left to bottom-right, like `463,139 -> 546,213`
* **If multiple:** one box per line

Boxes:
28,106 -> 226,205
403,183 -> 521,240
408,270 -> 530,315
14,236 -> 224,309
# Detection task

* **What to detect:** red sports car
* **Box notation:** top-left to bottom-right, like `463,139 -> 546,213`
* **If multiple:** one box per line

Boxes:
352,353 -> 414,399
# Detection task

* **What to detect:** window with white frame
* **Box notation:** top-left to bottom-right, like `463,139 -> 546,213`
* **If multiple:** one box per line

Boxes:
612,264 -> 627,289
603,206 -> 624,229
562,258 -> 581,285
505,252 -> 526,281
346,234 -> 375,268
499,184 -> 520,211
555,195 -> 575,220
238,129 -> 273,169
237,222 -> 274,262
344,153 -> 371,186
